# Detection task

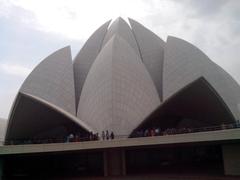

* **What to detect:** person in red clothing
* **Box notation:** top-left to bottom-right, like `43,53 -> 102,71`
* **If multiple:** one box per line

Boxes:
150,128 -> 155,136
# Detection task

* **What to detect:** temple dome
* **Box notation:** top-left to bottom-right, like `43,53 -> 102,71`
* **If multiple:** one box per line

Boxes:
5,18 -> 240,143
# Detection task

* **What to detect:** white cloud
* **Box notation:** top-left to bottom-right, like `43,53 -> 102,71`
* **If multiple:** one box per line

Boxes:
2,0 -> 151,40
0,63 -> 31,77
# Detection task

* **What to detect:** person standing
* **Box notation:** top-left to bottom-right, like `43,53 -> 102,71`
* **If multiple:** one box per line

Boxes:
101,131 -> 105,140
155,128 -> 160,136
144,129 -> 149,137
106,130 -> 109,140
110,131 -> 115,140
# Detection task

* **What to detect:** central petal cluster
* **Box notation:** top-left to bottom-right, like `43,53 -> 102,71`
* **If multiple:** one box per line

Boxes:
74,18 -> 164,135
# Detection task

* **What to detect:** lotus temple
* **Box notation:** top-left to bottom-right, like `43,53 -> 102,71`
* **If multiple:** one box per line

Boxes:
0,17 -> 240,179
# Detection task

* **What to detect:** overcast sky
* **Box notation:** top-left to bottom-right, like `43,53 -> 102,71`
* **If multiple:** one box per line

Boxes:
0,0 -> 240,119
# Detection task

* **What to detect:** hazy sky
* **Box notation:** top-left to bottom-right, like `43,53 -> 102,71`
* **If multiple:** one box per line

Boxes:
0,0 -> 240,119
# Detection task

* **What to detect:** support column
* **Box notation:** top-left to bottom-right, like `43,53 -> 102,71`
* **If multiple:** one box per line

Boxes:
103,150 -> 108,176
103,148 -> 126,176
0,158 -> 3,180
222,144 -> 240,176
121,149 -> 126,176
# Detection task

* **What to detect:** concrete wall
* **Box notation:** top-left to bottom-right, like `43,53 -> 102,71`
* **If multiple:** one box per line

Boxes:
0,120 -> 6,145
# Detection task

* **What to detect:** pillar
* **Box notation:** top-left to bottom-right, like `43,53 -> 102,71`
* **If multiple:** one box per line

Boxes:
0,158 -> 3,180
222,144 -> 240,176
103,148 -> 126,176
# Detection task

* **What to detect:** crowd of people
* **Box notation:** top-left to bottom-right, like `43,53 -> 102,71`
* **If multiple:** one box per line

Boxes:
101,130 -> 115,140
65,130 -> 115,142
132,127 -> 193,138
66,132 -> 99,142
132,121 -> 240,138
6,130 -> 115,145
